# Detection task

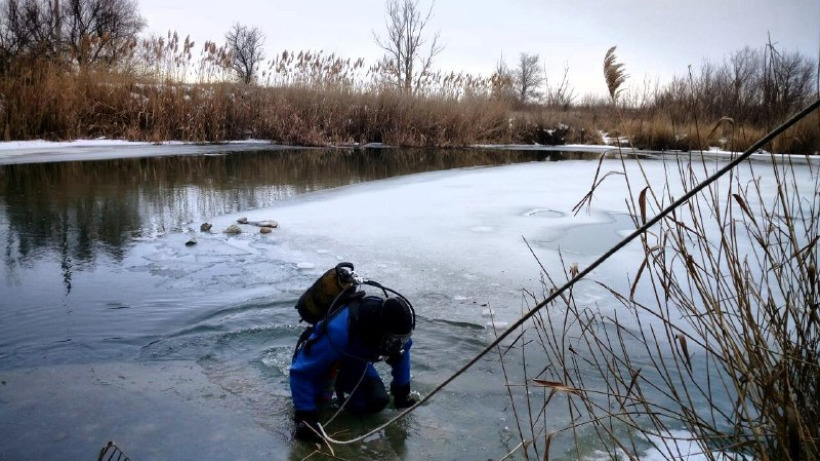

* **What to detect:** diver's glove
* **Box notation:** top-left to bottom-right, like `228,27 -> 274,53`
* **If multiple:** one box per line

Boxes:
391,382 -> 416,409
294,409 -> 322,442
385,351 -> 404,366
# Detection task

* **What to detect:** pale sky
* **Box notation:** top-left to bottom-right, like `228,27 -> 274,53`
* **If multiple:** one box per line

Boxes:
138,0 -> 820,97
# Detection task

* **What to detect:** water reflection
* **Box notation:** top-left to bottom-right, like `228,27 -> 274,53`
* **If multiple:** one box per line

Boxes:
0,148 -> 583,282
0,147 -> 612,459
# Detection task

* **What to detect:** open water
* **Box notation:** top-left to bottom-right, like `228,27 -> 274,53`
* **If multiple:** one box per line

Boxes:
3,146 -> 811,460
0,147 -> 610,461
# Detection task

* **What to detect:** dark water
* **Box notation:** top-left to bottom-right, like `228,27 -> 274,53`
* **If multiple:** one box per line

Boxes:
0,148 -> 559,361
0,147 -> 591,460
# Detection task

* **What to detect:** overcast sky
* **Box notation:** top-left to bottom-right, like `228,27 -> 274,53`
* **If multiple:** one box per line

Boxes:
137,0 -> 819,97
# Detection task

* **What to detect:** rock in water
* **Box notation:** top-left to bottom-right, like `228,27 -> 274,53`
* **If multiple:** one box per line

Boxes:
224,224 -> 242,234
200,223 -> 212,232
237,217 -> 248,224
185,238 -> 197,246
254,220 -> 279,228
260,227 -> 273,234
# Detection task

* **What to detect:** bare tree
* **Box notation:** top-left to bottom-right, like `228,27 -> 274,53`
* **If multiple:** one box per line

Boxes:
514,52 -> 542,104
61,0 -> 144,66
0,0 -> 141,68
0,0 -> 60,63
53,0 -> 59,49
490,53 -> 515,103
544,63 -> 575,109
373,0 -> 443,93
225,23 -> 264,85
719,47 -> 761,123
763,41 -> 815,124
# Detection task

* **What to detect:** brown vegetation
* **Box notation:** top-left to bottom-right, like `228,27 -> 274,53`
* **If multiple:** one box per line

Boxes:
502,145 -> 820,460
489,47 -> 820,461
0,1 -> 817,152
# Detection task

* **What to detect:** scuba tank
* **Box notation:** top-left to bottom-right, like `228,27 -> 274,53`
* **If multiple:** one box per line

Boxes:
295,262 -> 358,324
292,262 -> 416,359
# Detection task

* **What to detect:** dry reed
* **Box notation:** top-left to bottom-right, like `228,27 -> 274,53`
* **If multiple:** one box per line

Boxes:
492,49 -> 819,460
0,30 -> 817,153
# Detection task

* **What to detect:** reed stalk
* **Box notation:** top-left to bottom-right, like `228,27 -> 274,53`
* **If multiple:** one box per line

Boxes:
494,48 -> 819,460
1,31 -> 816,153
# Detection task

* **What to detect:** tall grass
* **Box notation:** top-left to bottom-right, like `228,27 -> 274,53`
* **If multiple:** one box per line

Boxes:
1,30 -> 817,152
0,31 -> 529,146
492,141 -> 819,461
492,49 -> 819,461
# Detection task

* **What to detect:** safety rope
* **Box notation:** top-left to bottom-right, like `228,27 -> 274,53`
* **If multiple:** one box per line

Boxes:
318,98 -> 820,445
323,364 -> 368,427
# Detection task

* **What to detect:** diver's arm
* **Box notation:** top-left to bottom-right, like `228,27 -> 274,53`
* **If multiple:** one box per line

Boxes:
387,338 -> 414,408
387,337 -> 412,386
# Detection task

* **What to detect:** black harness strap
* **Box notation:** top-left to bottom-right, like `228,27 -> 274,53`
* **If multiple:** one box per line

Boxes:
292,273 -> 416,361
294,289 -> 367,357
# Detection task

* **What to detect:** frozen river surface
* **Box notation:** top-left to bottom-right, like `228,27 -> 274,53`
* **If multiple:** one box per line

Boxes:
1,145 -> 814,460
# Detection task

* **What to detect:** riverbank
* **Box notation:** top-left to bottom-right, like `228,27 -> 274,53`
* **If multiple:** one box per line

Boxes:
3,66 -> 818,156
0,138 -> 624,167
3,138 -> 818,167
0,139 -> 290,165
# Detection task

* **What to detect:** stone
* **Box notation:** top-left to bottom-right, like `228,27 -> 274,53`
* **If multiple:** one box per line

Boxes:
260,227 -> 273,234
224,224 -> 242,234
253,220 -> 279,228
185,238 -> 197,246
200,223 -> 212,232
237,217 -> 248,224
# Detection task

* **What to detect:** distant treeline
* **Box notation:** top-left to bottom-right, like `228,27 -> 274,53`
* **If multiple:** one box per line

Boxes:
0,0 -> 817,153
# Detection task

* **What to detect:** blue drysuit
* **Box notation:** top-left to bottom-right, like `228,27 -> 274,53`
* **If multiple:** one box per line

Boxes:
290,306 -> 412,413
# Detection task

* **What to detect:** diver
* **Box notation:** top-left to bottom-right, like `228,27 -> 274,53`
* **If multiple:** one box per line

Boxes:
289,265 -> 417,442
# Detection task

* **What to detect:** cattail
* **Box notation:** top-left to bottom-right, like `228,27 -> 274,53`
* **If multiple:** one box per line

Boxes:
675,334 -> 692,372
603,46 -> 628,102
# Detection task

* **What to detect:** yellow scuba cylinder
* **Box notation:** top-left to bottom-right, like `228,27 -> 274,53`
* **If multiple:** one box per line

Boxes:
295,262 -> 357,324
